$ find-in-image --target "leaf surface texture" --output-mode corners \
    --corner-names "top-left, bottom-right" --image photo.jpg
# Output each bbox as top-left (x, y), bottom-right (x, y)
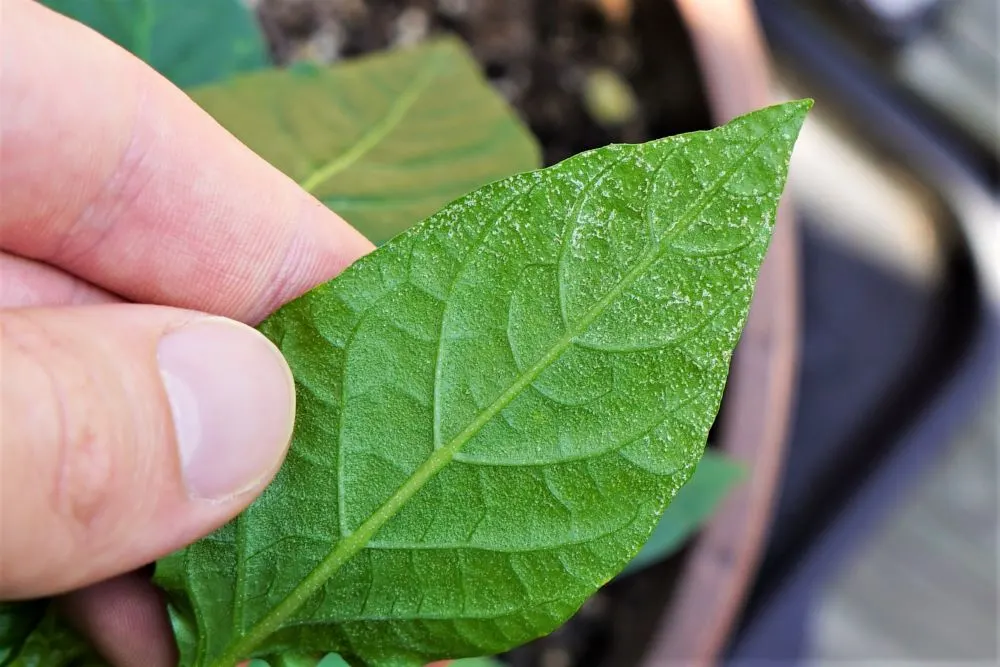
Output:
top-left (156, 100), bottom-right (809, 667)
top-left (620, 450), bottom-right (744, 575)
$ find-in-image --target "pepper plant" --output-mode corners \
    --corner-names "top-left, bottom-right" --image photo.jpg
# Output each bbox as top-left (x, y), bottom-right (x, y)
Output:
top-left (1, 2), bottom-right (808, 666)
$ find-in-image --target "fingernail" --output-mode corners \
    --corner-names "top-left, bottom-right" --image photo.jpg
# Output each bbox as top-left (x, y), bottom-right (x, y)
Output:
top-left (157, 317), bottom-right (295, 501)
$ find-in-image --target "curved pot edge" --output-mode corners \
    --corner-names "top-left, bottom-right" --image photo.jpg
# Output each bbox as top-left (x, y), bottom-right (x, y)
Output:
top-left (640, 2), bottom-right (802, 664)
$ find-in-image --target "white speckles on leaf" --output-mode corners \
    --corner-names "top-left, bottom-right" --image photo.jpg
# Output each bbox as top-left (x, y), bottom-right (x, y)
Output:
top-left (155, 100), bottom-right (811, 667)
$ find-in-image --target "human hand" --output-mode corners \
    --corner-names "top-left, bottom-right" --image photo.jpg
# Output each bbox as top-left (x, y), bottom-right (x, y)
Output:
top-left (0, 1), bottom-right (373, 664)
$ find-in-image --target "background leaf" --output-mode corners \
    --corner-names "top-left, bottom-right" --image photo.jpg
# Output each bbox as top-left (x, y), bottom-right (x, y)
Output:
top-left (314, 655), bottom-right (350, 667)
top-left (619, 450), bottom-right (745, 576)
top-left (155, 101), bottom-right (810, 667)
top-left (253, 653), bottom-right (502, 666)
top-left (0, 602), bottom-right (46, 665)
top-left (2, 607), bottom-right (102, 667)
top-left (187, 39), bottom-right (542, 245)
top-left (39, 0), bottom-right (268, 88)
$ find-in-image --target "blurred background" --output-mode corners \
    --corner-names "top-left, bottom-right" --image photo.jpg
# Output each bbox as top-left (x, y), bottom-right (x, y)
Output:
top-left (39, 0), bottom-right (1000, 664)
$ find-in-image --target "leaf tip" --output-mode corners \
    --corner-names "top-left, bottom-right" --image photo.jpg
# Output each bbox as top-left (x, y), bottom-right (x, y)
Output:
top-left (789, 97), bottom-right (815, 112)
top-left (761, 97), bottom-right (813, 149)
top-left (782, 97), bottom-right (814, 128)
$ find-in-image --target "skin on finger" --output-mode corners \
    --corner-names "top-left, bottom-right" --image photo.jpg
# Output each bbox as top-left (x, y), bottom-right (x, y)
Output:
top-left (0, 304), bottom-right (294, 598)
top-left (0, 259), bottom-right (165, 664)
top-left (0, 0), bottom-right (374, 325)
top-left (0, 253), bottom-right (118, 308)
top-left (58, 571), bottom-right (177, 667)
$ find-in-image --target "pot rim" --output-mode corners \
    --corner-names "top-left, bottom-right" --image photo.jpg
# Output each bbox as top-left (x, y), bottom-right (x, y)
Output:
top-left (639, 2), bottom-right (801, 664)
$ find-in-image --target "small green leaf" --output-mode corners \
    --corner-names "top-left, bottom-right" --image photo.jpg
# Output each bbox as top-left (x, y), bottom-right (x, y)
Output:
top-left (0, 602), bottom-right (46, 665)
top-left (315, 655), bottom-right (351, 667)
top-left (155, 100), bottom-right (810, 667)
top-left (448, 658), bottom-right (505, 667)
top-left (2, 607), bottom-right (101, 667)
top-left (187, 39), bottom-right (541, 245)
top-left (619, 450), bottom-right (745, 576)
top-left (39, 0), bottom-right (268, 88)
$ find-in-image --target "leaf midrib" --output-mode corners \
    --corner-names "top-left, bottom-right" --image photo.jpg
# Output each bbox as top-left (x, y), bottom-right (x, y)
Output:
top-left (297, 50), bottom-right (446, 194)
top-left (208, 109), bottom-right (793, 667)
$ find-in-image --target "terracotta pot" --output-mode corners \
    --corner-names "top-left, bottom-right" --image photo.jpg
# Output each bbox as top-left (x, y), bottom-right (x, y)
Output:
top-left (637, 2), bottom-right (800, 665)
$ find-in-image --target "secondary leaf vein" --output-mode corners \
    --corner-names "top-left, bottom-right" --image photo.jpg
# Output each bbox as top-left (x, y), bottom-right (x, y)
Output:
top-left (208, 107), bottom-right (796, 667)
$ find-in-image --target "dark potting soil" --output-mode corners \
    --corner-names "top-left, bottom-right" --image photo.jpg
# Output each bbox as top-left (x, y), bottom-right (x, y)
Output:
top-left (256, 0), bottom-right (711, 166)
top-left (254, 1), bottom-right (714, 664)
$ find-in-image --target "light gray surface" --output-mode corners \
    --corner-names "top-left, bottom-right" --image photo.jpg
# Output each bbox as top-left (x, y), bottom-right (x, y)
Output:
top-left (779, 68), bottom-right (999, 663)
top-left (896, 0), bottom-right (999, 154)
top-left (808, 389), bottom-right (999, 663)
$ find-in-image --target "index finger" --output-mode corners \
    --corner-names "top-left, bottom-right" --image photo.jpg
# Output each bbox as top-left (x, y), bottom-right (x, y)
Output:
top-left (0, 0), bottom-right (373, 324)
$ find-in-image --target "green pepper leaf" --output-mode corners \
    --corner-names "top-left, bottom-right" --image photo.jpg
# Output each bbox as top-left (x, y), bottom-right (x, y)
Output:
top-left (2, 607), bottom-right (102, 667)
top-left (0, 601), bottom-right (47, 665)
top-left (39, 0), bottom-right (268, 88)
top-left (448, 658), bottom-right (505, 667)
top-left (155, 100), bottom-right (811, 667)
top-left (620, 450), bottom-right (745, 576)
top-left (187, 39), bottom-right (541, 245)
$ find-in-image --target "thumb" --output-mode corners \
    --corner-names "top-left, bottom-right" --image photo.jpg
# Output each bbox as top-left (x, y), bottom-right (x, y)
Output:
top-left (0, 305), bottom-right (295, 598)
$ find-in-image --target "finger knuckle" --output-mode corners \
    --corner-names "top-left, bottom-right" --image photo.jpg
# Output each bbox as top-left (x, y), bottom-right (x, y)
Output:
top-left (3, 313), bottom-right (118, 535)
